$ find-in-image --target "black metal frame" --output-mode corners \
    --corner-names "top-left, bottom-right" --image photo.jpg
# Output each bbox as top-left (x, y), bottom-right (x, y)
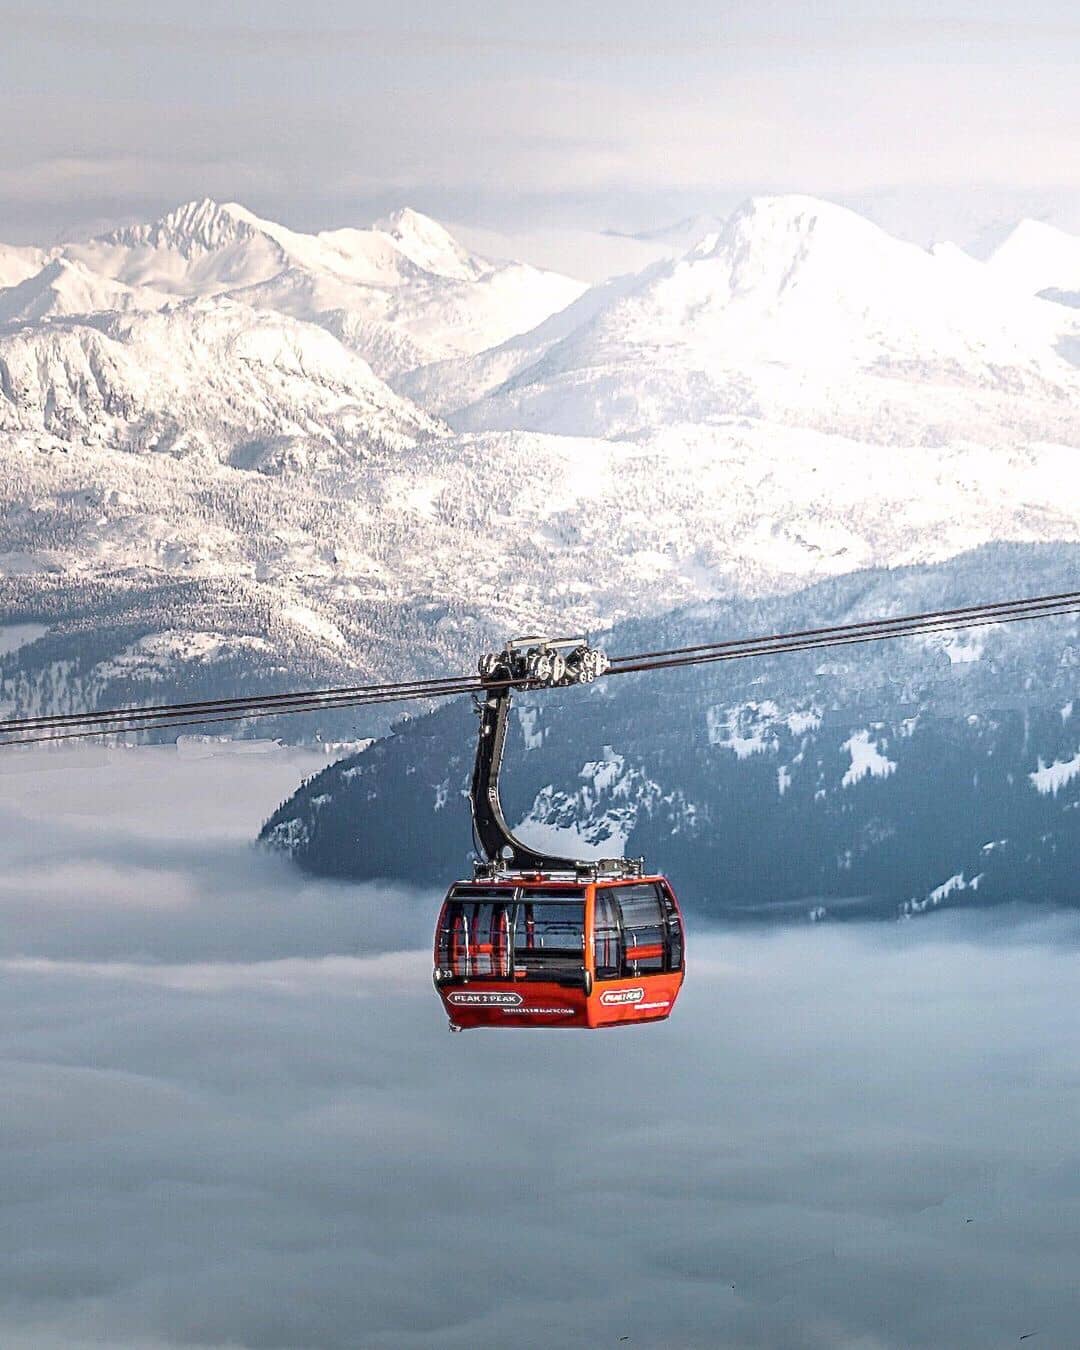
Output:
top-left (468, 638), bottom-right (644, 880)
top-left (471, 683), bottom-right (580, 872)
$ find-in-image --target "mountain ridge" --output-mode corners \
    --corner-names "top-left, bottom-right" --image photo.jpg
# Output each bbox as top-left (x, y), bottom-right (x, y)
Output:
top-left (45, 197), bottom-right (587, 380)
top-left (986, 217), bottom-right (1080, 295)
top-left (260, 543), bottom-right (1080, 921)
top-left (447, 195), bottom-right (1080, 441)
top-left (4, 193), bottom-right (1080, 747)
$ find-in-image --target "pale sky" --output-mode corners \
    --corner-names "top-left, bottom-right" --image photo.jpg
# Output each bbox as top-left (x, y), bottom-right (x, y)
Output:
top-left (2, 0), bottom-right (1079, 246)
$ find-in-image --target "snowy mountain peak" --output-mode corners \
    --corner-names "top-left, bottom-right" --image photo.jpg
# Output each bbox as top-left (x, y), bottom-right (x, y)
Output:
top-left (607, 192), bottom-right (939, 336)
top-left (0, 241), bottom-right (51, 290)
top-left (102, 198), bottom-right (260, 257)
top-left (986, 218), bottom-right (1080, 295)
top-left (699, 194), bottom-right (916, 295)
top-left (61, 198), bottom-right (288, 298)
top-left (0, 255), bottom-right (169, 324)
top-left (449, 192), bottom-right (1080, 442)
top-left (43, 199), bottom-right (585, 374)
top-left (993, 217), bottom-right (1076, 257)
top-left (371, 207), bottom-right (485, 281)
top-left (725, 192), bottom-right (868, 235)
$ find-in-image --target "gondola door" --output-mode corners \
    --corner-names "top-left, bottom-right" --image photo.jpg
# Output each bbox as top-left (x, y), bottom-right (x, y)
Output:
top-left (586, 880), bottom-right (685, 1027)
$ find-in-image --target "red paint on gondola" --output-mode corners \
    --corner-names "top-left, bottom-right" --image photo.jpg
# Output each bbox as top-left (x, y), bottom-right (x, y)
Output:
top-left (433, 874), bottom-right (685, 1031)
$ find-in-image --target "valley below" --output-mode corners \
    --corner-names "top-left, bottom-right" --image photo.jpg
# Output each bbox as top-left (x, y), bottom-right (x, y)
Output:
top-left (3, 740), bottom-right (1080, 1349)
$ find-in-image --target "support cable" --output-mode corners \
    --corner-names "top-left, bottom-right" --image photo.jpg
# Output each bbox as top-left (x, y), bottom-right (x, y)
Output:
top-left (1, 588), bottom-right (1077, 748)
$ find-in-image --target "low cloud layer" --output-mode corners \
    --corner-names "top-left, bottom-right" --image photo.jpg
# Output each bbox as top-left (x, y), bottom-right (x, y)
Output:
top-left (3, 744), bottom-right (1080, 1348)
top-left (0, 743), bottom-right (434, 962)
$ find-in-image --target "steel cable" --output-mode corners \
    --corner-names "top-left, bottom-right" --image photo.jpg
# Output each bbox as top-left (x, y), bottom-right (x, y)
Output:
top-left (1, 589), bottom-right (1076, 747)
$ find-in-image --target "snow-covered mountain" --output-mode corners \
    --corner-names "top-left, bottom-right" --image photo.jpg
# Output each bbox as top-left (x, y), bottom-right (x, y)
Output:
top-left (49, 199), bottom-right (587, 381)
top-left (985, 218), bottom-right (1080, 298)
top-left (5, 409), bottom-right (1080, 736)
top-left (0, 242), bottom-right (49, 290)
top-left (262, 544), bottom-right (1080, 920)
top-left (0, 300), bottom-right (440, 463)
top-left (3, 194), bottom-right (1080, 747)
top-left (0, 257), bottom-right (169, 325)
top-left (443, 196), bottom-right (1080, 443)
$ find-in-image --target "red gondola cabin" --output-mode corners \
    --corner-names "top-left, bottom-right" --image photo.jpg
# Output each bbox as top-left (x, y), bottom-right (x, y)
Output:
top-left (433, 871), bottom-right (685, 1030)
top-left (435, 636), bottom-right (687, 1031)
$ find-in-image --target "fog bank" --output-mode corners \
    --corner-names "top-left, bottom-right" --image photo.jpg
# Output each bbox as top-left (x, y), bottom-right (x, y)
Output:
top-left (2, 745), bottom-right (1079, 1348)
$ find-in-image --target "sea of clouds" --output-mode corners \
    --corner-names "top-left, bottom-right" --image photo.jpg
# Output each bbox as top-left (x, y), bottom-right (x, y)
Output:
top-left (2, 743), bottom-right (1080, 1349)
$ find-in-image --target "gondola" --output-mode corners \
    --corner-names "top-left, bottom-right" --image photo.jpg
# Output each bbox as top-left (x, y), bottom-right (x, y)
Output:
top-left (433, 638), bottom-right (685, 1030)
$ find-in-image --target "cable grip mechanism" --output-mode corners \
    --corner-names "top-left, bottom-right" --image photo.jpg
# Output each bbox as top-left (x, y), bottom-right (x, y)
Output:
top-left (469, 636), bottom-right (615, 878)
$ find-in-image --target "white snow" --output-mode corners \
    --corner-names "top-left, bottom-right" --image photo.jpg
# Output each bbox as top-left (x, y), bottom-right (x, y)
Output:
top-left (936, 629), bottom-right (991, 664)
top-left (511, 755), bottom-right (665, 859)
top-left (580, 752), bottom-right (626, 795)
top-left (262, 816), bottom-right (310, 852)
top-left (0, 301), bottom-right (442, 465)
top-left (4, 194), bottom-right (1080, 715)
top-left (0, 240), bottom-right (50, 289)
top-left (0, 257), bottom-right (169, 324)
top-left (929, 873), bottom-right (966, 903)
top-left (279, 603), bottom-right (347, 650)
top-left (1029, 753), bottom-right (1080, 796)
top-left (986, 219), bottom-right (1080, 296)
top-left (510, 814), bottom-right (630, 860)
top-left (926, 872), bottom-right (984, 905)
top-left (91, 632), bottom-right (275, 683)
top-left (841, 730), bottom-right (897, 788)
top-left (55, 198), bottom-right (586, 380)
top-left (904, 870), bottom-right (984, 914)
top-left (786, 709), bottom-right (822, 736)
top-left (706, 701), bottom-right (780, 758)
top-left (452, 195), bottom-right (1080, 447)
top-left (517, 705), bottom-right (543, 751)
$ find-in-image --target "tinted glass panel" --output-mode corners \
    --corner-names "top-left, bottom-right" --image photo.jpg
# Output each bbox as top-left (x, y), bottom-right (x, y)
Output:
top-left (614, 884), bottom-right (665, 975)
top-left (514, 903), bottom-right (584, 952)
top-left (623, 939), bottom-right (664, 973)
top-left (617, 884), bottom-right (664, 929)
top-left (661, 887), bottom-right (684, 971)
top-left (437, 900), bottom-right (512, 977)
top-left (593, 891), bottom-right (621, 979)
top-left (437, 899), bottom-right (585, 980)
top-left (514, 901), bottom-right (585, 977)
